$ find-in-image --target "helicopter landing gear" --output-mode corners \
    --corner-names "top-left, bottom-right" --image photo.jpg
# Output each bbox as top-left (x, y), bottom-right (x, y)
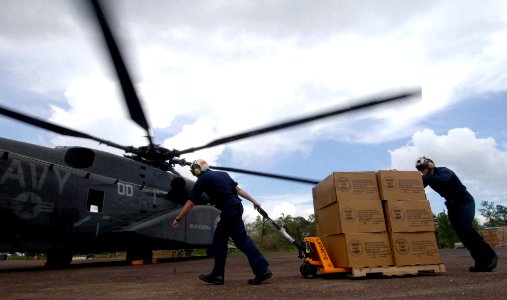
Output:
top-left (46, 249), bottom-right (73, 268)
top-left (126, 249), bottom-right (153, 264)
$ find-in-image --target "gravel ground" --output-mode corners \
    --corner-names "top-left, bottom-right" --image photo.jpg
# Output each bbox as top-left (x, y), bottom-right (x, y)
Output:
top-left (0, 247), bottom-right (505, 299)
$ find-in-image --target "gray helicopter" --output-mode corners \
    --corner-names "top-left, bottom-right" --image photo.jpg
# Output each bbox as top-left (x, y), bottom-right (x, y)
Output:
top-left (0, 0), bottom-right (419, 268)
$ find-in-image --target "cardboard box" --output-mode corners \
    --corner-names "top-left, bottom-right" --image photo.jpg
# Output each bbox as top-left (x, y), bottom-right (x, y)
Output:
top-left (482, 235), bottom-right (499, 247)
top-left (376, 170), bottom-right (427, 201)
top-left (498, 227), bottom-right (507, 247)
top-left (383, 200), bottom-right (435, 232)
top-left (316, 200), bottom-right (386, 235)
top-left (321, 232), bottom-right (393, 268)
top-left (481, 228), bottom-right (506, 247)
top-left (313, 172), bottom-right (380, 209)
top-left (390, 232), bottom-right (441, 266)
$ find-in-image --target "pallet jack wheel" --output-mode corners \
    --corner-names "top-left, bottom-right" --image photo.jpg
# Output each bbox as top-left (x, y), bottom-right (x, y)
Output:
top-left (300, 262), bottom-right (318, 279)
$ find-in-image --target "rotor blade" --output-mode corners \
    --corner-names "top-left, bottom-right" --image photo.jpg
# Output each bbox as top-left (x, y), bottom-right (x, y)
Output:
top-left (178, 89), bottom-right (420, 155)
top-left (0, 105), bottom-right (129, 151)
top-left (209, 166), bottom-right (319, 184)
top-left (88, 0), bottom-right (153, 146)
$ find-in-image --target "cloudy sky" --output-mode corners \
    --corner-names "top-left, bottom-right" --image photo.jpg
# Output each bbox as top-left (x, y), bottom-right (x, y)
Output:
top-left (1, 0), bottom-right (506, 224)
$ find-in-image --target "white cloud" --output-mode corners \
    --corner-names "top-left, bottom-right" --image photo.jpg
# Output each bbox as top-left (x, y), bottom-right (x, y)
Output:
top-left (165, 117), bottom-right (226, 179)
top-left (2, 1), bottom-right (506, 164)
top-left (48, 76), bottom-right (147, 152)
top-left (2, 1), bottom-right (507, 228)
top-left (242, 193), bottom-right (314, 224)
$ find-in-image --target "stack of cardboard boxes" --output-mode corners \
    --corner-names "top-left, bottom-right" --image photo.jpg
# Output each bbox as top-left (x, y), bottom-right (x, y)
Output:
top-left (376, 170), bottom-right (441, 266)
top-left (313, 170), bottom-right (441, 268)
top-left (313, 172), bottom-right (393, 268)
top-left (480, 227), bottom-right (506, 247)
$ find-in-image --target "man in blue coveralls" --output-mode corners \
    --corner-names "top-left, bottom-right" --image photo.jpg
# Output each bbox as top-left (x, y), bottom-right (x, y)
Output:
top-left (172, 159), bottom-right (272, 285)
top-left (416, 156), bottom-right (498, 272)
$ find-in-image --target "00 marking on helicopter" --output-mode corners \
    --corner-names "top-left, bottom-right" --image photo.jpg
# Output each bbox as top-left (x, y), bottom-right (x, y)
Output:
top-left (117, 182), bottom-right (133, 196)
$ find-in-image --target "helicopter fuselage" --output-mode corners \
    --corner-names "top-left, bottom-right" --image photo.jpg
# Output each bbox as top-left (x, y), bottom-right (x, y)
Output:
top-left (0, 137), bottom-right (220, 260)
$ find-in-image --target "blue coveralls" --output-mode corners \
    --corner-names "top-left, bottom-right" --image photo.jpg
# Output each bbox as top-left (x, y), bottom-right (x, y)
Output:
top-left (189, 169), bottom-right (270, 278)
top-left (422, 167), bottom-right (496, 266)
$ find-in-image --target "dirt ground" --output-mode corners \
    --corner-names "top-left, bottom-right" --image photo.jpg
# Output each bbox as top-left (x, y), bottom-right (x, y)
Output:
top-left (1, 247), bottom-right (506, 299)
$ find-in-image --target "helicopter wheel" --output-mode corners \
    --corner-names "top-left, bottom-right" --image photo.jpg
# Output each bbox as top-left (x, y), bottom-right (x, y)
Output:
top-left (126, 249), bottom-right (153, 264)
top-left (46, 249), bottom-right (73, 269)
top-left (300, 262), bottom-right (318, 279)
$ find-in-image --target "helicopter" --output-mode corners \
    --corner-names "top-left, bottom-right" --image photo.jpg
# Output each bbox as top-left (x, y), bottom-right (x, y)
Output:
top-left (0, 0), bottom-right (420, 268)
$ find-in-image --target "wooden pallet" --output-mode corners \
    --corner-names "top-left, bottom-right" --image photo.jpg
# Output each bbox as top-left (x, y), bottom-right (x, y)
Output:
top-left (349, 263), bottom-right (446, 278)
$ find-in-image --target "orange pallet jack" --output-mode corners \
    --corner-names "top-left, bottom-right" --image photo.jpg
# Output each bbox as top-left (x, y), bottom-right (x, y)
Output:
top-left (257, 208), bottom-right (350, 278)
top-left (299, 236), bottom-right (350, 278)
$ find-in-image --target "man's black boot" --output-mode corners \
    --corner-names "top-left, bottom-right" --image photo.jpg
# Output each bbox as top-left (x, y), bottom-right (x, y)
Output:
top-left (248, 269), bottom-right (272, 285)
top-left (199, 274), bottom-right (224, 285)
top-left (469, 254), bottom-right (498, 272)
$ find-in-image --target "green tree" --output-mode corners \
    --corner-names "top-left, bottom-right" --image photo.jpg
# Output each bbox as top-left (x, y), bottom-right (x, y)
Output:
top-left (247, 213), bottom-right (316, 252)
top-left (433, 210), bottom-right (481, 248)
top-left (278, 215), bottom-right (315, 242)
top-left (434, 211), bottom-right (459, 248)
top-left (247, 215), bottom-right (278, 250)
top-left (479, 201), bottom-right (507, 227)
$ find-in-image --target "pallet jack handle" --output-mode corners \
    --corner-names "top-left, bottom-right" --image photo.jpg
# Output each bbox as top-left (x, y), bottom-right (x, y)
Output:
top-left (257, 207), bottom-right (304, 257)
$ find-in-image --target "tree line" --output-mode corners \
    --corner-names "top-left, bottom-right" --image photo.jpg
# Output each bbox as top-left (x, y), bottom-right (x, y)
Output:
top-left (247, 201), bottom-right (507, 251)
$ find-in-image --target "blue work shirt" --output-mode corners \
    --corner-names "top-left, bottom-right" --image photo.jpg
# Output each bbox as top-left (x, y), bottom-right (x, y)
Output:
top-left (422, 166), bottom-right (473, 203)
top-left (188, 170), bottom-right (241, 209)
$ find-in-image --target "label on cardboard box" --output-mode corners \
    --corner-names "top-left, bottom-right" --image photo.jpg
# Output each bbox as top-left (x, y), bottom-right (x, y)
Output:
top-left (316, 200), bottom-right (386, 235)
top-left (390, 232), bottom-right (441, 266)
top-left (383, 200), bottom-right (435, 232)
top-left (480, 228), bottom-right (505, 247)
top-left (313, 172), bottom-right (380, 209)
top-left (321, 233), bottom-right (393, 267)
top-left (376, 170), bottom-right (427, 201)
